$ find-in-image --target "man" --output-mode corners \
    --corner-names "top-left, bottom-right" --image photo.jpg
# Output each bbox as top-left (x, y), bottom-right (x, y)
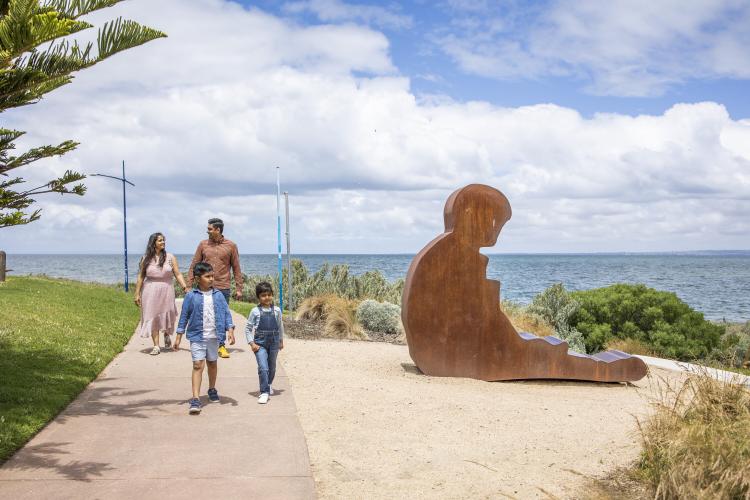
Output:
top-left (188, 218), bottom-right (244, 358)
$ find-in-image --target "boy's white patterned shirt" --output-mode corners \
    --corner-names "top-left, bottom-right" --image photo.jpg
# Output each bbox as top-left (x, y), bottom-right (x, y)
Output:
top-left (201, 291), bottom-right (217, 339)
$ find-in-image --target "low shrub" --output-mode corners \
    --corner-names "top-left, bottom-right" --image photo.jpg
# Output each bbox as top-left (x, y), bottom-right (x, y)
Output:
top-left (357, 300), bottom-right (402, 334)
top-left (717, 321), bottom-right (750, 368)
top-left (637, 371), bottom-right (750, 499)
top-left (526, 284), bottom-right (586, 353)
top-left (569, 284), bottom-right (724, 360)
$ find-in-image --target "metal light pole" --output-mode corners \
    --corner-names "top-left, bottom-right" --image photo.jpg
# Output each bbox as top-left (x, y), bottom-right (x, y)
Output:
top-left (91, 160), bottom-right (134, 291)
top-left (284, 191), bottom-right (293, 310)
top-left (276, 167), bottom-right (283, 311)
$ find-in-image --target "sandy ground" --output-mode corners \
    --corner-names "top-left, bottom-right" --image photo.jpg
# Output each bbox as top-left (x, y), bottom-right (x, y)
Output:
top-left (280, 337), bottom-right (680, 500)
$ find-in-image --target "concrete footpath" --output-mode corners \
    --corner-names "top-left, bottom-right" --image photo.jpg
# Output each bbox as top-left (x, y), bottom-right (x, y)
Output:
top-left (0, 308), bottom-right (316, 499)
top-left (637, 354), bottom-right (750, 386)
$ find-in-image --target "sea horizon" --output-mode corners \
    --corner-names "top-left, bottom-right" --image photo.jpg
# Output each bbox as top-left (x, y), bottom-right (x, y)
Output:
top-left (5, 252), bottom-right (750, 323)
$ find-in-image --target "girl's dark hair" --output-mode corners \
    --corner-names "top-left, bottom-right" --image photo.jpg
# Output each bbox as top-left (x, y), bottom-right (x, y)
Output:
top-left (139, 232), bottom-right (167, 279)
top-left (255, 281), bottom-right (274, 298)
top-left (193, 261), bottom-right (213, 278)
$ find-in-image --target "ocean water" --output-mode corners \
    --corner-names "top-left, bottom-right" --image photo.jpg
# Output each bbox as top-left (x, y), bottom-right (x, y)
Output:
top-left (5, 253), bottom-right (750, 322)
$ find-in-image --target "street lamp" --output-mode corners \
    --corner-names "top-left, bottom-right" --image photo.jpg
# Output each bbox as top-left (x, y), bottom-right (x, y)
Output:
top-left (90, 160), bottom-right (135, 291)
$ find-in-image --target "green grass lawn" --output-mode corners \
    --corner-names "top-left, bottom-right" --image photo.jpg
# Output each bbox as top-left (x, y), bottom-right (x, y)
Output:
top-left (0, 276), bottom-right (139, 463)
top-left (229, 301), bottom-right (255, 318)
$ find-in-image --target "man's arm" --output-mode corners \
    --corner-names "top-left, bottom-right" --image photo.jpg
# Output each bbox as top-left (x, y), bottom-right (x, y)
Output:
top-left (187, 242), bottom-right (203, 284)
top-left (223, 297), bottom-right (235, 345)
top-left (231, 242), bottom-right (243, 299)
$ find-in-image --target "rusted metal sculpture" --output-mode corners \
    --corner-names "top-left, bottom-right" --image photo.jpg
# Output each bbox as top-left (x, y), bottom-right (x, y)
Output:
top-left (402, 184), bottom-right (647, 382)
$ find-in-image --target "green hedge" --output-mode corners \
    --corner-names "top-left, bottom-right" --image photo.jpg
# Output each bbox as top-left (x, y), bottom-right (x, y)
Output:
top-left (569, 284), bottom-right (723, 360)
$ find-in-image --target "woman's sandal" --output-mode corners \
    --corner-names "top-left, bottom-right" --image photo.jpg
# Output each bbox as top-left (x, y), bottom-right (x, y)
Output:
top-left (150, 346), bottom-right (160, 355)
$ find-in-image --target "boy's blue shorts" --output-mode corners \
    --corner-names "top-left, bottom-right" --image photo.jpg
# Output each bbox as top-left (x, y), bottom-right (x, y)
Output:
top-left (190, 338), bottom-right (219, 362)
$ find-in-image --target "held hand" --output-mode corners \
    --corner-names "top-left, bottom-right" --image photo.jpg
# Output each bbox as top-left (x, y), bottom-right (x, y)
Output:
top-left (234, 290), bottom-right (243, 300)
top-left (182, 285), bottom-right (190, 293)
top-left (250, 342), bottom-right (260, 353)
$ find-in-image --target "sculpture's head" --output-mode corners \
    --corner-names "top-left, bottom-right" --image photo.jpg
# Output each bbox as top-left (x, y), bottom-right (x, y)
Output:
top-left (444, 184), bottom-right (512, 248)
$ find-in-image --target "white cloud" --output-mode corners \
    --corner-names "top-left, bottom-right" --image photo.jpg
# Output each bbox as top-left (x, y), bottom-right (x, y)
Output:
top-left (3, 0), bottom-right (750, 255)
top-left (435, 0), bottom-right (750, 96)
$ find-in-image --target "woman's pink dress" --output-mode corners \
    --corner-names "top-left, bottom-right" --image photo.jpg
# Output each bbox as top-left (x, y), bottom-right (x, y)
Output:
top-left (136, 253), bottom-right (178, 337)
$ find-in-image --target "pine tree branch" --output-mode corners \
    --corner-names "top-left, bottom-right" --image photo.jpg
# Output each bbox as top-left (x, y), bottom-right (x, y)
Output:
top-left (96, 17), bottom-right (166, 61)
top-left (1, 139), bottom-right (78, 172)
top-left (18, 169), bottom-right (85, 195)
top-left (0, 207), bottom-right (41, 227)
top-left (41, 0), bottom-right (123, 20)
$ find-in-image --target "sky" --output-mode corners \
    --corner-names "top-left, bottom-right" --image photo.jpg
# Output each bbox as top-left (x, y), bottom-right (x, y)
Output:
top-left (2, 0), bottom-right (750, 254)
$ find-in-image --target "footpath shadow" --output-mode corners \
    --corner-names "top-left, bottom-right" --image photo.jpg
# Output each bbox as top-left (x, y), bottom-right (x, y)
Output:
top-left (192, 394), bottom-right (240, 407)
top-left (248, 389), bottom-right (286, 398)
top-left (59, 383), bottom-right (187, 420)
top-left (4, 442), bottom-right (114, 482)
top-left (138, 347), bottom-right (246, 355)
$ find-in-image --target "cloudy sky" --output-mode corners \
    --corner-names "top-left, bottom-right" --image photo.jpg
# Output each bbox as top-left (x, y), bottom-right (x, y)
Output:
top-left (3, 0), bottom-right (750, 254)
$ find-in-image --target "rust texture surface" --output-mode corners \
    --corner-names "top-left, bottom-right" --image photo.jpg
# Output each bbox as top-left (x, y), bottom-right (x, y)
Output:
top-left (401, 184), bottom-right (647, 382)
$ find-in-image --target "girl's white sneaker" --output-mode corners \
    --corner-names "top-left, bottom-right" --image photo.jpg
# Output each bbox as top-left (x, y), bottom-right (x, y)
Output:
top-left (258, 393), bottom-right (269, 404)
top-left (150, 346), bottom-right (160, 355)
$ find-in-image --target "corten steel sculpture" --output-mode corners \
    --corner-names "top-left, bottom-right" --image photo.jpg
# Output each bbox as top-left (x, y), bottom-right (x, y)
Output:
top-left (401, 184), bottom-right (648, 382)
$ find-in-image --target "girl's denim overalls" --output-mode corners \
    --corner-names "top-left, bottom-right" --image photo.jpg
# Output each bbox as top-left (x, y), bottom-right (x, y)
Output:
top-left (254, 306), bottom-right (280, 395)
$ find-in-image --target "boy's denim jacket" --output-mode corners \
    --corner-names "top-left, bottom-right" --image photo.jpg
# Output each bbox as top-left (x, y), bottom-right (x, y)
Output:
top-left (176, 288), bottom-right (234, 342)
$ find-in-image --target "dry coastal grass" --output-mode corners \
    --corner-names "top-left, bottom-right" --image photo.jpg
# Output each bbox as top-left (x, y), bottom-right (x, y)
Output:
top-left (637, 371), bottom-right (750, 499)
top-left (295, 295), bottom-right (366, 340)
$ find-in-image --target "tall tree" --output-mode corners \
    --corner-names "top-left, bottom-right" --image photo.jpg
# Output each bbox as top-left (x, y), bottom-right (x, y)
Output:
top-left (0, 0), bottom-right (165, 228)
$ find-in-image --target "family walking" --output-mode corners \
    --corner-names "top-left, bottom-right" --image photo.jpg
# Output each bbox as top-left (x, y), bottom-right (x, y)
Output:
top-left (133, 218), bottom-right (283, 413)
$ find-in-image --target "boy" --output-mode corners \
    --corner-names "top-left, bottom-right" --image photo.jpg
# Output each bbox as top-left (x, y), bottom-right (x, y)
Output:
top-left (245, 282), bottom-right (284, 404)
top-left (174, 262), bottom-right (236, 414)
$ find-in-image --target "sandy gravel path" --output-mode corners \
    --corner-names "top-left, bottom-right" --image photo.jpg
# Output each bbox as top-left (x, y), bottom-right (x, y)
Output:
top-left (281, 337), bottom-right (677, 499)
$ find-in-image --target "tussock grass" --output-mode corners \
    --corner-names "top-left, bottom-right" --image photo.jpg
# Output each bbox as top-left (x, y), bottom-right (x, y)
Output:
top-left (296, 295), bottom-right (366, 340)
top-left (500, 301), bottom-right (555, 337)
top-left (606, 338), bottom-right (655, 357)
top-left (637, 371), bottom-right (750, 499)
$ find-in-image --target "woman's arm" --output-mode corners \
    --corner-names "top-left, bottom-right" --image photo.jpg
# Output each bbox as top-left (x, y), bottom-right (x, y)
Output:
top-left (171, 254), bottom-right (189, 292)
top-left (134, 258), bottom-right (145, 306)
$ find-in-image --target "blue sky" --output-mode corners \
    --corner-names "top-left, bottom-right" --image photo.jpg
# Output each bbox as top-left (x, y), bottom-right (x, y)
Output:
top-left (2, 0), bottom-right (750, 254)
top-left (251, 0), bottom-right (750, 118)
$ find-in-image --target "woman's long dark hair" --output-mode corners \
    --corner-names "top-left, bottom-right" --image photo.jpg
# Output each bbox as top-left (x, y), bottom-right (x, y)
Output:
top-left (139, 232), bottom-right (167, 279)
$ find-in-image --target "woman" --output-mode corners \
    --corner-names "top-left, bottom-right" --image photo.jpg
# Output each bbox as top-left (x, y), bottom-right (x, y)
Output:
top-left (134, 233), bottom-right (189, 355)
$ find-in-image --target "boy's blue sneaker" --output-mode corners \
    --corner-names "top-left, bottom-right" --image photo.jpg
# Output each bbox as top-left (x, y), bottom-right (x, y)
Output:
top-left (207, 388), bottom-right (220, 402)
top-left (188, 398), bottom-right (202, 414)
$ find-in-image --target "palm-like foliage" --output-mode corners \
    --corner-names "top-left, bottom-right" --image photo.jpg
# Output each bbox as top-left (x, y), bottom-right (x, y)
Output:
top-left (0, 0), bottom-right (165, 228)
